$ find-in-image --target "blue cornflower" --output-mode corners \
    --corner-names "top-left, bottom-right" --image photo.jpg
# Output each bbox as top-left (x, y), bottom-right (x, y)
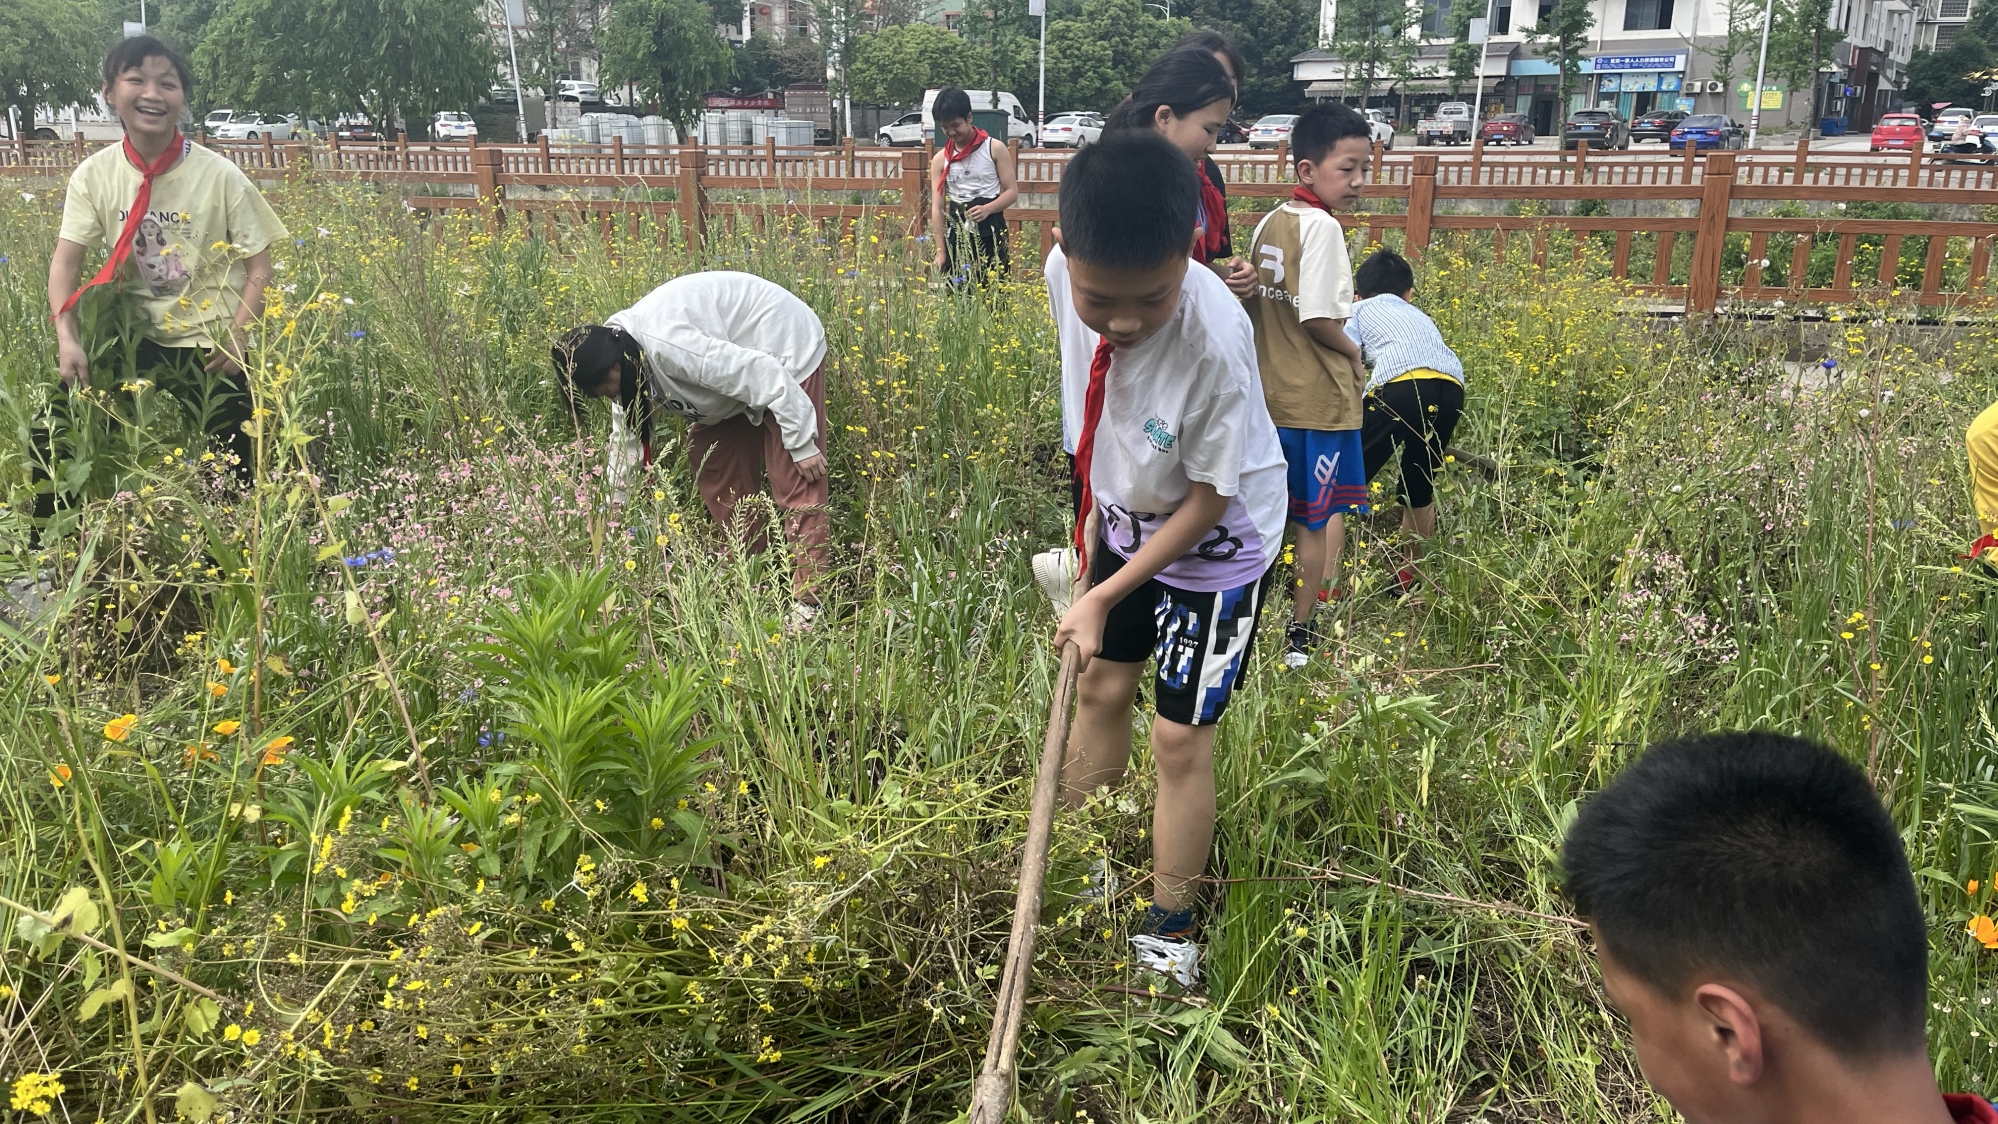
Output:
top-left (457, 686), bottom-right (479, 703)
top-left (1821, 357), bottom-right (1838, 369)
top-left (350, 330), bottom-right (366, 339)
top-left (477, 729), bottom-right (506, 748)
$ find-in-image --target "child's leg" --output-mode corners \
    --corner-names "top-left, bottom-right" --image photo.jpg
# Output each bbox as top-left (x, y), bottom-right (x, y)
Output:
top-left (1062, 658), bottom-right (1144, 807)
top-left (1148, 716), bottom-right (1218, 911)
top-left (762, 362), bottom-right (833, 601)
top-left (687, 415), bottom-right (769, 550)
top-left (1392, 379), bottom-right (1464, 569)
top-left (1290, 521), bottom-right (1327, 623)
top-left (1321, 511), bottom-right (1346, 591)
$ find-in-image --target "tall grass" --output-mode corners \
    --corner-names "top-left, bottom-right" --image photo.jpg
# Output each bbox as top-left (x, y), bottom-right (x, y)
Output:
top-left (0, 177), bottom-right (1994, 1123)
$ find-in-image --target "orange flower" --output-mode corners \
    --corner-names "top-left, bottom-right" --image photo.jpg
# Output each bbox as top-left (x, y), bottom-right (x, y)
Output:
top-left (42, 673), bottom-right (59, 686)
top-left (213, 720), bottom-right (242, 736)
top-left (103, 714), bottom-right (139, 741)
top-left (208, 682), bottom-right (228, 698)
top-left (260, 735), bottom-right (295, 766)
top-left (217, 658), bottom-right (237, 675)
top-left (49, 763), bottom-right (72, 787)
top-left (1972, 879), bottom-right (1982, 895)
top-left (1969, 915), bottom-right (1998, 949)
top-left (182, 743), bottom-right (218, 767)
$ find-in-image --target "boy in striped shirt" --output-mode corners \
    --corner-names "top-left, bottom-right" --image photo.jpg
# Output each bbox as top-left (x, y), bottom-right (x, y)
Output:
top-left (1349, 248), bottom-right (1464, 599)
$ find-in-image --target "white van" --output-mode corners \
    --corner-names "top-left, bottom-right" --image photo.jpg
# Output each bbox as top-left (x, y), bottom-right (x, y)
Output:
top-left (920, 89), bottom-right (1038, 146)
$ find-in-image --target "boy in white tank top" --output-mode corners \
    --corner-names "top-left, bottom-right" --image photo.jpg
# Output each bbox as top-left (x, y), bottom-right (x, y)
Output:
top-left (927, 87), bottom-right (1018, 287)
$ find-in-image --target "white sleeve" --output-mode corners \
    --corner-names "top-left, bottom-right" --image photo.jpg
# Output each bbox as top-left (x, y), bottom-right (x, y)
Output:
top-left (1176, 368), bottom-right (1249, 497)
top-left (683, 335), bottom-right (821, 460)
top-left (1297, 213), bottom-right (1354, 323)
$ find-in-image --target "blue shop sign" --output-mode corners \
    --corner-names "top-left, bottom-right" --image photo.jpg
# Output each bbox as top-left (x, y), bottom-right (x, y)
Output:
top-left (1592, 53), bottom-right (1687, 72)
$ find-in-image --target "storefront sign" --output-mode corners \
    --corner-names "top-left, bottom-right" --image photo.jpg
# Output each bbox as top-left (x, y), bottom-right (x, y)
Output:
top-left (705, 95), bottom-right (785, 109)
top-left (1593, 53), bottom-right (1687, 72)
top-left (1736, 82), bottom-right (1784, 109)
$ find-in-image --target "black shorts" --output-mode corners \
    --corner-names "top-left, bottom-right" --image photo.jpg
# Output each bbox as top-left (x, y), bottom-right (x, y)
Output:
top-left (1361, 376), bottom-right (1464, 510)
top-left (944, 197), bottom-right (1010, 286)
top-left (1089, 542), bottom-right (1274, 727)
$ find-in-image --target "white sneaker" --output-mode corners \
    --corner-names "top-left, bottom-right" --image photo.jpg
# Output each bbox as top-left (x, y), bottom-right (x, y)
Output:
top-left (1031, 547), bottom-right (1079, 617)
top-left (1074, 856), bottom-right (1119, 905)
top-left (785, 601), bottom-right (820, 635)
top-left (1128, 934), bottom-right (1200, 987)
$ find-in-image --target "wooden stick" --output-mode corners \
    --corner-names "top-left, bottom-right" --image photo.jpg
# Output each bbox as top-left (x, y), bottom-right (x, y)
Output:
top-left (967, 521), bottom-right (1096, 1123)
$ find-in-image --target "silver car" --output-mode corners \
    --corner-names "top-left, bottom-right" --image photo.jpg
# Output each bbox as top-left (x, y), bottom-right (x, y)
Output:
top-left (1249, 113), bottom-right (1298, 149)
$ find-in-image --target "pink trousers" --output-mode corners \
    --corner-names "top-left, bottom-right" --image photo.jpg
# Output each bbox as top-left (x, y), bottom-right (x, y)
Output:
top-left (684, 362), bottom-right (830, 596)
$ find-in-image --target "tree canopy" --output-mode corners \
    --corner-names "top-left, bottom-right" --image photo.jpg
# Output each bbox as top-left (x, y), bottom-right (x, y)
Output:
top-left (849, 22), bottom-right (983, 105)
top-left (0, 0), bottom-right (102, 132)
top-left (598, 0), bottom-right (733, 129)
top-left (195, 0), bottom-right (495, 133)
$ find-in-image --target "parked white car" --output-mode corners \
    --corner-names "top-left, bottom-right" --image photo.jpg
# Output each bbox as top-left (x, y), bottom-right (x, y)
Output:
top-left (557, 80), bottom-right (600, 104)
top-left (877, 111), bottom-right (925, 146)
top-left (210, 111), bottom-right (293, 140)
top-left (433, 111), bottom-right (478, 140)
top-left (1365, 108), bottom-right (1396, 149)
top-left (1248, 113), bottom-right (1298, 149)
top-left (919, 88), bottom-right (1038, 146)
top-left (1039, 112), bottom-right (1103, 148)
top-left (202, 109), bottom-right (236, 131)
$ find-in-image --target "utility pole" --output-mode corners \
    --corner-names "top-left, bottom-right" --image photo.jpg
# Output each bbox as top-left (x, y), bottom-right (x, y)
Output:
top-left (1030, 0), bottom-right (1045, 134)
top-left (503, 0), bottom-right (529, 143)
top-left (1747, 0), bottom-right (1775, 146)
top-left (1469, 0), bottom-right (1495, 130)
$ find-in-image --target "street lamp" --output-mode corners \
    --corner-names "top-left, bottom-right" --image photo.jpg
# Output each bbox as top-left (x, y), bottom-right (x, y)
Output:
top-left (1143, 0), bottom-right (1171, 16)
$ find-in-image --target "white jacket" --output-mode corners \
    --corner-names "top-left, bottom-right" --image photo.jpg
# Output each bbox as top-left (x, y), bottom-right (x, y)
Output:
top-left (605, 271), bottom-right (828, 462)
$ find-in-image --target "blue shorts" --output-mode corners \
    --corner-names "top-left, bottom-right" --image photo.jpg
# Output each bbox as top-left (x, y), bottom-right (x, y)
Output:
top-left (1276, 427), bottom-right (1370, 530)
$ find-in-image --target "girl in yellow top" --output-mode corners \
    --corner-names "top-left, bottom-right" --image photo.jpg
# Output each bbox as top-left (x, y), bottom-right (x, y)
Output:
top-left (1969, 400), bottom-right (1998, 568)
top-left (45, 35), bottom-right (287, 481)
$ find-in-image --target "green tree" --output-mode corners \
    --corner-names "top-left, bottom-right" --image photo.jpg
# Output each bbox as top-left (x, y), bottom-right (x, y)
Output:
top-left (1176, 0), bottom-right (1317, 113)
top-left (1530, 0), bottom-right (1592, 110)
top-left (0, 0), bottom-right (101, 134)
top-left (1693, 0), bottom-right (1762, 107)
top-left (849, 22), bottom-right (986, 106)
top-left (733, 32), bottom-right (828, 93)
top-left (1040, 0), bottom-right (1189, 112)
top-left (1906, 38), bottom-right (1992, 112)
top-left (1446, 0), bottom-right (1480, 97)
top-left (1768, 0), bottom-right (1834, 128)
top-left (600, 0), bottom-right (733, 128)
top-left (1331, 0), bottom-right (1419, 107)
top-left (197, 0), bottom-right (494, 134)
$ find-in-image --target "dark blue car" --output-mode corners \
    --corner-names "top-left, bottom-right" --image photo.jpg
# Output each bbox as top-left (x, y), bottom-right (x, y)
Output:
top-left (1668, 114), bottom-right (1746, 150)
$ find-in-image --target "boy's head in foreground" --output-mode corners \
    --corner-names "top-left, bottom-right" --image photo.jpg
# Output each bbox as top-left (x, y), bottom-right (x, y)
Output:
top-left (1562, 732), bottom-right (1940, 1123)
top-left (1056, 130), bottom-right (1200, 348)
top-left (1355, 248), bottom-right (1415, 301)
top-left (102, 35), bottom-right (193, 145)
top-left (1291, 104), bottom-right (1373, 212)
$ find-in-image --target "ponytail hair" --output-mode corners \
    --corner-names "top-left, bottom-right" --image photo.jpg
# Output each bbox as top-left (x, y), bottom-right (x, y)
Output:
top-left (1105, 48), bottom-right (1236, 136)
top-left (551, 324), bottom-right (650, 449)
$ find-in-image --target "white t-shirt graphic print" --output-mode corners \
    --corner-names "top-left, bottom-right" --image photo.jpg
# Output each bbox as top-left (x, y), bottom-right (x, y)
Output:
top-left (1046, 247), bottom-right (1288, 592)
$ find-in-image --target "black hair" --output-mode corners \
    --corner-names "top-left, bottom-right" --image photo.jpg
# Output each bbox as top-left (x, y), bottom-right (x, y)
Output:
top-left (1104, 48), bottom-right (1235, 134)
top-left (1290, 102), bottom-right (1372, 167)
top-left (101, 35), bottom-right (193, 94)
top-left (1560, 731), bottom-right (1929, 1060)
top-left (551, 325), bottom-right (650, 449)
top-left (1170, 29), bottom-right (1246, 90)
top-left (933, 86), bottom-right (972, 125)
top-left (1355, 248), bottom-right (1414, 298)
top-left (1059, 130), bottom-right (1198, 270)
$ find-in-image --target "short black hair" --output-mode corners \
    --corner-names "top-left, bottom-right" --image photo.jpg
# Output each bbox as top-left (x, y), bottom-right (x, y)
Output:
top-left (1560, 732), bottom-right (1928, 1059)
top-left (1355, 248), bottom-right (1414, 298)
top-left (1291, 103), bottom-right (1372, 167)
top-left (102, 35), bottom-right (193, 94)
top-left (933, 86), bottom-right (972, 125)
top-left (1170, 29), bottom-right (1246, 90)
top-left (1058, 130), bottom-right (1198, 271)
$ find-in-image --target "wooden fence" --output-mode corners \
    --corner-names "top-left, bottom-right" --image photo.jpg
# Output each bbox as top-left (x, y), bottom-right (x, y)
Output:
top-left (7, 131), bottom-right (1998, 313)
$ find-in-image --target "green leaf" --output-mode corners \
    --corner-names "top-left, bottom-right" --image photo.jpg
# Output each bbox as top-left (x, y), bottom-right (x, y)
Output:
top-left (174, 1081), bottom-right (219, 1122)
top-left (345, 590), bottom-right (368, 627)
top-left (51, 885), bottom-right (102, 936)
top-left (78, 977), bottom-right (133, 1020)
top-left (316, 543), bottom-right (346, 561)
top-left (326, 494), bottom-right (352, 513)
top-left (183, 998), bottom-right (223, 1037)
top-left (143, 926), bottom-right (198, 950)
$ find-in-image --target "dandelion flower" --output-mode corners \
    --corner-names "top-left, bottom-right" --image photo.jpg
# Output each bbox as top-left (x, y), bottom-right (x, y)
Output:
top-left (241, 1028), bottom-right (261, 1046)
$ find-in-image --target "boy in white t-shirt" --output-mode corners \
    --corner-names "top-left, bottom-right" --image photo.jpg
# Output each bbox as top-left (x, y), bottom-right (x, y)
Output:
top-left (1046, 131), bottom-right (1288, 986)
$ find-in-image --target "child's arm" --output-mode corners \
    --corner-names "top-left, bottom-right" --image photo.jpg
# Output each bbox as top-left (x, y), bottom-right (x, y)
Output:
top-left (1054, 482), bottom-right (1229, 667)
top-left (968, 142), bottom-right (1019, 222)
top-left (206, 248), bottom-right (273, 375)
top-left (47, 238), bottom-right (89, 387)
top-left (929, 149), bottom-right (948, 268)
top-left (1305, 317), bottom-right (1368, 384)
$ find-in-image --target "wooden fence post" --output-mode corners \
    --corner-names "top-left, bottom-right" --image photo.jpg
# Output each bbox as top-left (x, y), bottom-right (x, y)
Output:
top-left (1792, 131), bottom-right (1809, 184)
top-left (72, 131), bottom-right (84, 164)
top-left (1687, 151), bottom-right (1737, 314)
top-left (262, 131), bottom-right (276, 169)
top-left (1574, 137), bottom-right (1589, 184)
top-left (13, 132), bottom-right (26, 167)
top-left (1406, 152), bottom-right (1437, 258)
top-left (473, 146), bottom-right (506, 231)
top-left (1470, 131), bottom-right (1485, 186)
top-left (679, 143), bottom-right (707, 256)
top-left (903, 147), bottom-right (925, 237)
top-left (612, 134), bottom-right (625, 177)
top-left (1908, 143), bottom-right (1923, 188)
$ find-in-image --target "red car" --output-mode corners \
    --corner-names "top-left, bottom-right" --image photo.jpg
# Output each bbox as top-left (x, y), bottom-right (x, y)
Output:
top-left (1481, 112), bottom-right (1535, 145)
top-left (1870, 113), bottom-right (1926, 152)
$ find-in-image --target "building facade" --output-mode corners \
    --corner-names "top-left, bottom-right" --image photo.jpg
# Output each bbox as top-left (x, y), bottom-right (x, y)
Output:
top-left (1296, 0), bottom-right (1917, 133)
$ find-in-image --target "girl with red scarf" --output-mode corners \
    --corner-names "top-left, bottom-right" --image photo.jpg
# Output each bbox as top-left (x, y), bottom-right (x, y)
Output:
top-left (1104, 49), bottom-right (1254, 298)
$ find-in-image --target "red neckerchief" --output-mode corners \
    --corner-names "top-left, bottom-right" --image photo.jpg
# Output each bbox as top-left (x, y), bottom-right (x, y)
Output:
top-left (1289, 184), bottom-right (1337, 216)
top-left (1963, 533), bottom-right (1997, 560)
top-left (58, 132), bottom-right (188, 315)
top-left (1946, 1094), bottom-right (1998, 1124)
top-left (1198, 172), bottom-right (1228, 261)
top-left (1072, 338), bottom-right (1113, 551)
top-left (936, 127), bottom-right (990, 198)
